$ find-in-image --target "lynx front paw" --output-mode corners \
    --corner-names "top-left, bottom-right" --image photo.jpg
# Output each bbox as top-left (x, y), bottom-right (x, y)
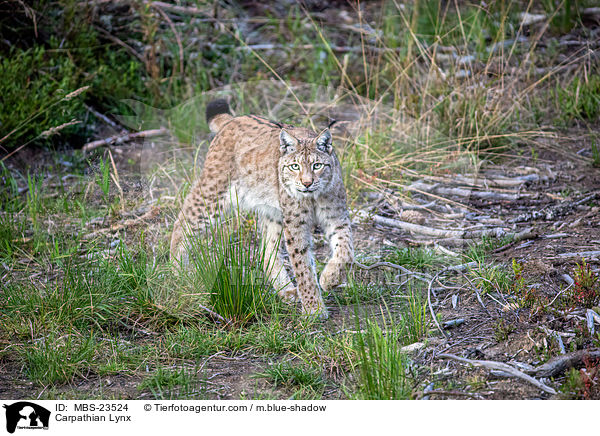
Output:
top-left (171, 244), bottom-right (190, 269)
top-left (319, 263), bottom-right (346, 291)
top-left (301, 302), bottom-right (329, 320)
top-left (277, 285), bottom-right (299, 303)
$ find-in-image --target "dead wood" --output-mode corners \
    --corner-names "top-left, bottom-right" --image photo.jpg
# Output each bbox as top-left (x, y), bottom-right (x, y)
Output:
top-left (146, 1), bottom-right (210, 17)
top-left (420, 389), bottom-right (485, 399)
top-left (556, 250), bottom-right (600, 260)
top-left (83, 206), bottom-right (160, 239)
top-left (439, 353), bottom-right (557, 395)
top-left (82, 127), bottom-right (168, 153)
top-left (354, 260), bottom-right (432, 282)
top-left (428, 272), bottom-right (449, 339)
top-left (511, 192), bottom-right (598, 223)
top-left (358, 210), bottom-right (510, 239)
top-left (85, 104), bottom-right (127, 132)
top-left (197, 304), bottom-right (232, 326)
top-left (407, 181), bottom-right (527, 201)
top-left (492, 229), bottom-right (538, 253)
top-left (527, 349), bottom-right (600, 378)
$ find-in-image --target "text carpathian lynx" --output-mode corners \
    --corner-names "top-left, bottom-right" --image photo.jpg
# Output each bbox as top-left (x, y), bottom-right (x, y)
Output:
top-left (170, 99), bottom-right (353, 319)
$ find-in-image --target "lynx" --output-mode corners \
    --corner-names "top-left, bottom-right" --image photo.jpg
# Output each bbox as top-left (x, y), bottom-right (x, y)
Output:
top-left (170, 99), bottom-right (353, 319)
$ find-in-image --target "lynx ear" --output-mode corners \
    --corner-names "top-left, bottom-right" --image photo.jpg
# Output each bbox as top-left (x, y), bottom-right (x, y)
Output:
top-left (315, 128), bottom-right (332, 154)
top-left (279, 129), bottom-right (298, 153)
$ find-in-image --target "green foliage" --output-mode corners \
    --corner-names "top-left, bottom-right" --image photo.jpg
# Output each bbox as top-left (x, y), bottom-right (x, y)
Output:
top-left (0, 4), bottom-right (150, 149)
top-left (24, 334), bottom-right (96, 385)
top-left (0, 163), bottom-right (23, 212)
top-left (0, 47), bottom-right (87, 148)
top-left (254, 361), bottom-right (326, 393)
top-left (541, 0), bottom-right (585, 34)
top-left (351, 314), bottom-right (411, 400)
top-left (465, 235), bottom-right (513, 264)
top-left (388, 246), bottom-right (444, 271)
top-left (568, 259), bottom-right (600, 308)
top-left (95, 157), bottom-right (111, 208)
top-left (0, 246), bottom-right (159, 336)
top-left (493, 319), bottom-right (515, 342)
top-left (26, 173), bottom-right (43, 228)
top-left (591, 138), bottom-right (600, 168)
top-left (404, 285), bottom-right (429, 343)
top-left (553, 74), bottom-right (600, 123)
top-left (139, 366), bottom-right (209, 400)
top-left (183, 214), bottom-right (278, 326)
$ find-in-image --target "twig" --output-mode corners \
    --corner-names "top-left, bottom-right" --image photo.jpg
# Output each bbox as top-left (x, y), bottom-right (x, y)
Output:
top-left (428, 272), bottom-right (448, 339)
top-left (152, 2), bottom-right (185, 76)
top-left (439, 353), bottom-right (557, 395)
top-left (357, 210), bottom-right (510, 239)
top-left (82, 127), bottom-right (168, 153)
top-left (557, 250), bottom-right (600, 259)
top-left (85, 104), bottom-right (126, 131)
top-left (83, 206), bottom-right (160, 239)
top-left (440, 261), bottom-right (477, 274)
top-left (492, 228), bottom-right (537, 253)
top-left (146, 1), bottom-right (210, 17)
top-left (420, 389), bottom-right (485, 399)
top-left (197, 304), bottom-right (231, 325)
top-left (527, 349), bottom-right (600, 378)
top-left (354, 260), bottom-right (432, 281)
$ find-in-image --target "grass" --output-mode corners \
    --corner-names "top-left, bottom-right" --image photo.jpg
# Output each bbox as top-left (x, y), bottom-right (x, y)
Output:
top-left (350, 312), bottom-right (412, 400)
top-left (24, 334), bottom-right (96, 385)
top-left (139, 366), bottom-right (209, 400)
top-left (1, 0), bottom-right (599, 401)
top-left (180, 211), bottom-right (279, 326)
top-left (388, 247), bottom-right (445, 271)
top-left (552, 72), bottom-right (600, 124)
top-left (254, 361), bottom-right (327, 397)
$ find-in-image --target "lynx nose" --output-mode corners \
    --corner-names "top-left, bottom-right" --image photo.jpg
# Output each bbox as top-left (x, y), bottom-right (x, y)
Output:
top-left (302, 179), bottom-right (313, 188)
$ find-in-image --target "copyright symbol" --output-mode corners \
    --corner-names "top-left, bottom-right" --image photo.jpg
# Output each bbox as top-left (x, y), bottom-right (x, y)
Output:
top-left (144, 404), bottom-right (152, 411)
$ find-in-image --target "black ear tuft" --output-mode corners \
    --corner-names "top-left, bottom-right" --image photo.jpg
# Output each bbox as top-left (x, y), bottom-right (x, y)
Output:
top-left (280, 129), bottom-right (298, 153)
top-left (205, 99), bottom-right (231, 124)
top-left (315, 128), bottom-right (332, 153)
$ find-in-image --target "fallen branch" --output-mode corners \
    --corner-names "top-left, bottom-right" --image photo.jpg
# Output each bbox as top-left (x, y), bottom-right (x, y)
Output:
top-left (82, 127), bottom-right (168, 153)
top-left (198, 304), bottom-right (232, 325)
top-left (492, 229), bottom-right (537, 253)
top-left (453, 173), bottom-right (541, 188)
top-left (557, 250), bottom-right (600, 260)
top-left (146, 1), bottom-right (210, 16)
top-left (439, 353), bottom-right (557, 395)
top-left (527, 349), bottom-right (600, 378)
top-left (421, 390), bottom-right (486, 399)
top-left (85, 104), bottom-right (126, 131)
top-left (357, 210), bottom-right (510, 239)
top-left (83, 206), bottom-right (160, 239)
top-left (407, 181), bottom-right (527, 201)
top-left (354, 260), bottom-right (432, 281)
top-left (428, 272), bottom-right (448, 339)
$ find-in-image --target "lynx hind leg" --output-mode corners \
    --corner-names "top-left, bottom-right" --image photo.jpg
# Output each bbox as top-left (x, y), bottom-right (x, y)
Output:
top-left (260, 218), bottom-right (297, 302)
top-left (170, 198), bottom-right (210, 267)
top-left (170, 181), bottom-right (231, 267)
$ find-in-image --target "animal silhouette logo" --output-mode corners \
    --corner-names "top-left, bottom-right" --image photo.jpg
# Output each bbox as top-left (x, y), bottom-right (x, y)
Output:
top-left (3, 402), bottom-right (50, 434)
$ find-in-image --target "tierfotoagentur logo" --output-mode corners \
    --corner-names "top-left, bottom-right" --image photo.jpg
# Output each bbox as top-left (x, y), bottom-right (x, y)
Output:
top-left (3, 402), bottom-right (50, 434)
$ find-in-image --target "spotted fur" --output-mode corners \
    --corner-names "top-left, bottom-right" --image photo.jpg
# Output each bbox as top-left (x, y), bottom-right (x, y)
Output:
top-left (170, 100), bottom-right (353, 319)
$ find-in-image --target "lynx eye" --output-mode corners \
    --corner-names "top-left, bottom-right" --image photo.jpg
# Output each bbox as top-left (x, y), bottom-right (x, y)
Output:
top-left (289, 163), bottom-right (300, 171)
top-left (312, 163), bottom-right (324, 170)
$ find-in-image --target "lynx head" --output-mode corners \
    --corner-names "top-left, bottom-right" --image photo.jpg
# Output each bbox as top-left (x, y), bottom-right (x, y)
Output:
top-left (278, 127), bottom-right (335, 198)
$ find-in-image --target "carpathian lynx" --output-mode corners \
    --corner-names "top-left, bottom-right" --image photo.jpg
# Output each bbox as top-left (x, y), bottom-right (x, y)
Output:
top-left (170, 99), bottom-right (353, 319)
